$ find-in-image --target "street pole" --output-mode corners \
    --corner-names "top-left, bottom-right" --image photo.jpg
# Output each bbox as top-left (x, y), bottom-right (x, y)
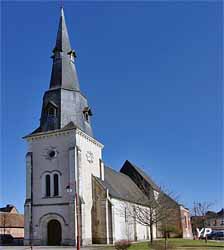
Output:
top-left (75, 183), bottom-right (80, 250)
top-left (67, 147), bottom-right (81, 250)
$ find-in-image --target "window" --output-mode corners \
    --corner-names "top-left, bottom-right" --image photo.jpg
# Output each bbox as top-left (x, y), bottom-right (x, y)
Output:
top-left (84, 112), bottom-right (89, 122)
top-left (213, 220), bottom-right (217, 226)
top-left (42, 171), bottom-right (61, 198)
top-left (54, 174), bottom-right (59, 196)
top-left (99, 159), bottom-right (102, 180)
top-left (46, 105), bottom-right (57, 131)
top-left (83, 107), bottom-right (92, 122)
top-left (125, 208), bottom-right (127, 223)
top-left (48, 107), bottom-right (56, 117)
top-left (48, 150), bottom-right (56, 159)
top-left (184, 216), bottom-right (188, 228)
top-left (46, 175), bottom-right (51, 197)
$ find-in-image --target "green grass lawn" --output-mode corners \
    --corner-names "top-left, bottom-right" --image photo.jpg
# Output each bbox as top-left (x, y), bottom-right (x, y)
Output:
top-left (129, 239), bottom-right (224, 250)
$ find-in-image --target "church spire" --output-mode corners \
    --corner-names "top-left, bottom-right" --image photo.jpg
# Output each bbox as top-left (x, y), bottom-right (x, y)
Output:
top-left (54, 8), bottom-right (71, 52)
top-left (37, 8), bottom-right (93, 137)
top-left (49, 8), bottom-right (80, 91)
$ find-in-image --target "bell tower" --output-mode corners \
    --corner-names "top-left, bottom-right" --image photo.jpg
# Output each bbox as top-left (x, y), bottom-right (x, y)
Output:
top-left (24, 8), bottom-right (104, 246)
top-left (39, 8), bottom-right (93, 136)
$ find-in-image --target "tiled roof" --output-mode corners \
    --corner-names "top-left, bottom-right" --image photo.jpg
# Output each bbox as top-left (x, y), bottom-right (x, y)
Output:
top-left (0, 213), bottom-right (24, 228)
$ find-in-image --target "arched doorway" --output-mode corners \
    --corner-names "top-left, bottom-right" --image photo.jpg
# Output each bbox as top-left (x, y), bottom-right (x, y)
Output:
top-left (47, 219), bottom-right (62, 245)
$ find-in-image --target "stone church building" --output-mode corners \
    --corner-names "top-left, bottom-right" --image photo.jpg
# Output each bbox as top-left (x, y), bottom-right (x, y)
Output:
top-left (24, 8), bottom-right (192, 246)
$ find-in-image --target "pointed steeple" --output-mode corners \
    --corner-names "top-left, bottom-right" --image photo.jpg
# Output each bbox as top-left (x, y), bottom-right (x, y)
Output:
top-left (49, 8), bottom-right (80, 91)
top-left (54, 8), bottom-right (71, 52)
top-left (37, 7), bottom-right (93, 137)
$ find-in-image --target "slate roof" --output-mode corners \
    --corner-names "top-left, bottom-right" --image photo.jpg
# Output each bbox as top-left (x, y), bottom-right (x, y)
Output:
top-left (24, 121), bottom-right (78, 138)
top-left (0, 205), bottom-right (17, 213)
top-left (206, 209), bottom-right (224, 218)
top-left (206, 211), bottom-right (217, 217)
top-left (120, 160), bottom-right (160, 192)
top-left (54, 8), bottom-right (71, 52)
top-left (49, 8), bottom-right (80, 91)
top-left (217, 208), bottom-right (224, 217)
top-left (101, 166), bottom-right (149, 206)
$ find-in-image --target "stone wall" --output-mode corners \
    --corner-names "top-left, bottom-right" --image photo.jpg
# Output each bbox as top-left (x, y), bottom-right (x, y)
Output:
top-left (91, 177), bottom-right (107, 244)
top-left (0, 227), bottom-right (24, 238)
top-left (75, 129), bottom-right (103, 245)
top-left (111, 198), bottom-right (154, 242)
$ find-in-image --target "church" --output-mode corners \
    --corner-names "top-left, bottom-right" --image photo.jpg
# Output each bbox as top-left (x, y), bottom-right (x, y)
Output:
top-left (24, 8), bottom-right (192, 246)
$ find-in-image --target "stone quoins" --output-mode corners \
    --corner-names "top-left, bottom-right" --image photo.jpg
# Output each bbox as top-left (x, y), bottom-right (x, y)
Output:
top-left (76, 129), bottom-right (104, 149)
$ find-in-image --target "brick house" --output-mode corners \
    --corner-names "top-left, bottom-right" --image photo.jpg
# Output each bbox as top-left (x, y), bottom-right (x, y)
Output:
top-left (0, 205), bottom-right (24, 239)
top-left (206, 209), bottom-right (224, 232)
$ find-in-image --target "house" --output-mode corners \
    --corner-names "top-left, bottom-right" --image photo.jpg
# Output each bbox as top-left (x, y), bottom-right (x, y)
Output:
top-left (206, 209), bottom-right (224, 232)
top-left (191, 208), bottom-right (224, 236)
top-left (0, 205), bottom-right (24, 240)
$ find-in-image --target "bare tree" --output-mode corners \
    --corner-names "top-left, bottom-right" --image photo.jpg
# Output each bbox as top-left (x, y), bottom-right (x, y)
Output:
top-left (191, 201), bottom-right (214, 241)
top-left (0, 213), bottom-right (9, 236)
top-left (120, 179), bottom-right (180, 247)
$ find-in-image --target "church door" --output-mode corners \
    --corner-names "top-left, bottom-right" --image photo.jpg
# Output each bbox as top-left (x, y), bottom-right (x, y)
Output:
top-left (47, 219), bottom-right (62, 245)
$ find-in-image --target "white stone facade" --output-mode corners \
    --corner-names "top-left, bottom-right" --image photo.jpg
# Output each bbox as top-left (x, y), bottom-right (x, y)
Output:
top-left (111, 198), bottom-right (156, 242)
top-left (24, 128), bottom-right (103, 245)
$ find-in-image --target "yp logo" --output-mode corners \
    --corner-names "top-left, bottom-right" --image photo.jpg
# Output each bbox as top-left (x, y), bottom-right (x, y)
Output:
top-left (197, 228), bottom-right (212, 238)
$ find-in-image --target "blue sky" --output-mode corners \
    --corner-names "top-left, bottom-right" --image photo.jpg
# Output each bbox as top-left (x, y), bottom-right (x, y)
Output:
top-left (1, 1), bottom-right (223, 213)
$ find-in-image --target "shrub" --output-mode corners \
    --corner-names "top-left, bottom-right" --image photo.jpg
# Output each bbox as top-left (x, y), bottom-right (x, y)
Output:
top-left (114, 240), bottom-right (132, 250)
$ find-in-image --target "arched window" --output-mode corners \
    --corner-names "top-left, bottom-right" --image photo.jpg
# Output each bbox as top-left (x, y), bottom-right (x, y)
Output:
top-left (184, 215), bottom-right (188, 228)
top-left (47, 106), bottom-right (57, 130)
top-left (53, 173), bottom-right (59, 196)
top-left (42, 171), bottom-right (61, 198)
top-left (48, 107), bottom-right (56, 117)
top-left (83, 107), bottom-right (92, 123)
top-left (46, 174), bottom-right (51, 197)
top-left (84, 112), bottom-right (89, 122)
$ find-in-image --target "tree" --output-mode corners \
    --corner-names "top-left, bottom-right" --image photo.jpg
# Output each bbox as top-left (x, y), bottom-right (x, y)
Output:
top-left (0, 213), bottom-right (9, 236)
top-left (191, 201), bottom-right (214, 241)
top-left (120, 179), bottom-right (180, 247)
top-left (159, 224), bottom-right (180, 250)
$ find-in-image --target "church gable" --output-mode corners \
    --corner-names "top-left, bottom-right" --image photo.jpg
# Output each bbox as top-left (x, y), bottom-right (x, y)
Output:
top-left (120, 160), bottom-right (160, 192)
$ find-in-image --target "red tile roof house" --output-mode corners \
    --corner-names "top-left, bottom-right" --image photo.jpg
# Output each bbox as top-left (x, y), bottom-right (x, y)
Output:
top-left (0, 205), bottom-right (24, 245)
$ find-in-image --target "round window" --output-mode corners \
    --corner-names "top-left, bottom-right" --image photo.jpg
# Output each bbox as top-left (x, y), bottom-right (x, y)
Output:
top-left (48, 150), bottom-right (56, 158)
